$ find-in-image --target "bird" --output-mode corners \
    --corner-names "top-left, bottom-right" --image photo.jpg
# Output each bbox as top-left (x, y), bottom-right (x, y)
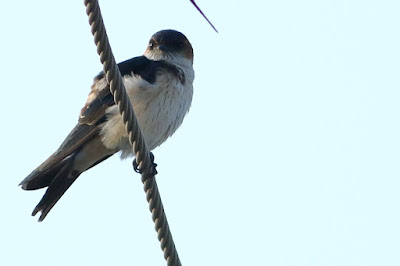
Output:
top-left (19, 29), bottom-right (195, 221)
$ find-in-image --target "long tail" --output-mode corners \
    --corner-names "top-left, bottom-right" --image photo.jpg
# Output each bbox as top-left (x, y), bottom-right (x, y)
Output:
top-left (20, 124), bottom-right (115, 221)
top-left (21, 155), bottom-right (81, 221)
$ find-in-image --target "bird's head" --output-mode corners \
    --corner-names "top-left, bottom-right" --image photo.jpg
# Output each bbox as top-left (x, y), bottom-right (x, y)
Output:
top-left (144, 30), bottom-right (193, 64)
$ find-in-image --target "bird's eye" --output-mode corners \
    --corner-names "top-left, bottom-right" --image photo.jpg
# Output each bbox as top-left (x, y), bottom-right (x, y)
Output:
top-left (149, 40), bottom-right (154, 49)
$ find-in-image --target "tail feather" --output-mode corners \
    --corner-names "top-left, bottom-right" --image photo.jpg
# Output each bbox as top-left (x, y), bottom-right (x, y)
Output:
top-left (31, 156), bottom-right (81, 222)
top-left (20, 134), bottom-right (116, 221)
top-left (20, 159), bottom-right (68, 190)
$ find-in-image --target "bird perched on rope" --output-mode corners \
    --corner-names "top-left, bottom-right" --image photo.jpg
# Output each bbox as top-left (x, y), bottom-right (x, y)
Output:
top-left (19, 29), bottom-right (194, 221)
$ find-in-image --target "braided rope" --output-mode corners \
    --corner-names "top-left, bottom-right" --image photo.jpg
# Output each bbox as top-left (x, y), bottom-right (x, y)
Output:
top-left (84, 1), bottom-right (181, 265)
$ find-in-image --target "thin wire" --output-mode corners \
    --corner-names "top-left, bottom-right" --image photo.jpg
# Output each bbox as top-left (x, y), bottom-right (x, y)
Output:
top-left (190, 0), bottom-right (218, 32)
top-left (84, 1), bottom-right (181, 265)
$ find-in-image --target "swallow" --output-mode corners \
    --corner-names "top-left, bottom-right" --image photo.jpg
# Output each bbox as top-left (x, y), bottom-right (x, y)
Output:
top-left (19, 29), bottom-right (194, 221)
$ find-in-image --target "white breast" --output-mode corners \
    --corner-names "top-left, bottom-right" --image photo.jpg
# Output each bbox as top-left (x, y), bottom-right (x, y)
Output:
top-left (99, 60), bottom-right (194, 158)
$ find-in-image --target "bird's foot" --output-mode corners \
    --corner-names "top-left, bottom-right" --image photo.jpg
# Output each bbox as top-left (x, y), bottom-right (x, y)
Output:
top-left (133, 152), bottom-right (158, 176)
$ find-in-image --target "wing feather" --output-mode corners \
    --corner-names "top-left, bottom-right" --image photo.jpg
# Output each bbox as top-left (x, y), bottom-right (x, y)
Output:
top-left (21, 56), bottom-right (179, 187)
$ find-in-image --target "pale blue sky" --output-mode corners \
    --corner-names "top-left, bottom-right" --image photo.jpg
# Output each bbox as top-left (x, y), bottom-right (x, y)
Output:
top-left (1, 1), bottom-right (400, 265)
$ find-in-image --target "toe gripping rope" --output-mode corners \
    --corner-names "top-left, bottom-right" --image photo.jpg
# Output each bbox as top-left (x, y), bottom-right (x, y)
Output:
top-left (84, 1), bottom-right (181, 265)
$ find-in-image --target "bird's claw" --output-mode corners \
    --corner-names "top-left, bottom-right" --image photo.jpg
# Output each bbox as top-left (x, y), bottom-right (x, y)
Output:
top-left (133, 152), bottom-right (157, 176)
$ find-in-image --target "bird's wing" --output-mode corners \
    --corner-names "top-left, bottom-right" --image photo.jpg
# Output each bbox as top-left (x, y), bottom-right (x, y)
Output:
top-left (20, 56), bottom-right (169, 188)
top-left (78, 55), bottom-right (173, 123)
top-left (29, 72), bottom-right (116, 176)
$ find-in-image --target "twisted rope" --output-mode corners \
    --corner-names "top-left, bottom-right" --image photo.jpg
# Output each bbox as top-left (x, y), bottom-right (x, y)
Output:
top-left (84, 1), bottom-right (181, 265)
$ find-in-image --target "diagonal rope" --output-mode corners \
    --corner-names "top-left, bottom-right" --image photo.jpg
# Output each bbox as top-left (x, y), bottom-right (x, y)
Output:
top-left (84, 1), bottom-right (181, 265)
